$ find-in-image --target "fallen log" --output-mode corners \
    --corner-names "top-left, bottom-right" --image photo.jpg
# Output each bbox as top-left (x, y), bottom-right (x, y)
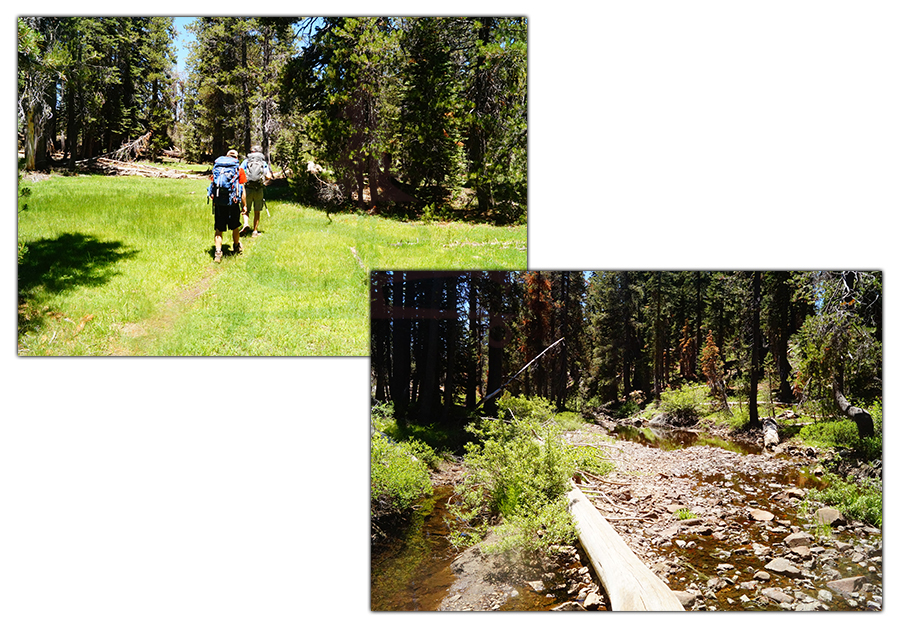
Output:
top-left (83, 158), bottom-right (205, 179)
top-left (566, 483), bottom-right (684, 611)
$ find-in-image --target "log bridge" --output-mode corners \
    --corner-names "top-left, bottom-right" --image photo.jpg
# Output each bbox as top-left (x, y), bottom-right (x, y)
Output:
top-left (566, 482), bottom-right (684, 611)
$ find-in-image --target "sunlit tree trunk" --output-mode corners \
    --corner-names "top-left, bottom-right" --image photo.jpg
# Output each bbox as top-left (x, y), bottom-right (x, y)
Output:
top-left (748, 271), bottom-right (761, 428)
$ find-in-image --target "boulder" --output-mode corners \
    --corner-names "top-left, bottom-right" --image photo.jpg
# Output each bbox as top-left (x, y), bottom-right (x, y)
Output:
top-left (789, 545), bottom-right (812, 559)
top-left (825, 575), bottom-right (865, 598)
top-left (748, 508), bottom-right (775, 522)
top-left (834, 540), bottom-right (853, 553)
top-left (674, 591), bottom-right (697, 608)
top-left (764, 558), bottom-right (803, 578)
top-left (525, 580), bottom-right (545, 593)
top-left (815, 507), bottom-right (845, 527)
top-left (551, 601), bottom-right (586, 611)
top-left (784, 531), bottom-right (813, 548)
top-left (761, 587), bottom-right (795, 604)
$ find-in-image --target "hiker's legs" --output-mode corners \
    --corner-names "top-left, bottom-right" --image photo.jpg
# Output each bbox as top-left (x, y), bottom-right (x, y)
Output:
top-left (241, 188), bottom-right (249, 229)
top-left (214, 229), bottom-right (224, 262)
top-left (246, 186), bottom-right (264, 234)
top-left (230, 203), bottom-right (242, 253)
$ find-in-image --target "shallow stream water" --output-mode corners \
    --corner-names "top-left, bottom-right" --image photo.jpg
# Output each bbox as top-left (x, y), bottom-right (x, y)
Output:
top-left (371, 426), bottom-right (881, 611)
top-left (370, 486), bottom-right (457, 610)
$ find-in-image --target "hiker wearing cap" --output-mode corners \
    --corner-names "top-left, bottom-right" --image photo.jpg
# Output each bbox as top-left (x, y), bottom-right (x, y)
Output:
top-left (208, 148), bottom-right (247, 263)
top-left (239, 145), bottom-right (273, 237)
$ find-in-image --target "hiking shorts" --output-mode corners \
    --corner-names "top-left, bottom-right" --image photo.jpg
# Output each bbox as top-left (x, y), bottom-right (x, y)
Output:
top-left (245, 185), bottom-right (265, 212)
top-left (214, 203), bottom-right (241, 232)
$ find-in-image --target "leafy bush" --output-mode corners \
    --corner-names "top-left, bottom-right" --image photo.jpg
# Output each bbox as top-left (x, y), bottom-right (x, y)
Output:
top-left (660, 383), bottom-right (710, 420)
top-left (370, 401), bottom-right (468, 455)
top-left (615, 399), bottom-right (642, 419)
top-left (496, 392), bottom-right (555, 421)
top-left (370, 433), bottom-right (433, 513)
top-left (485, 498), bottom-right (577, 561)
top-left (450, 416), bottom-right (577, 559)
top-left (569, 445), bottom-right (614, 477)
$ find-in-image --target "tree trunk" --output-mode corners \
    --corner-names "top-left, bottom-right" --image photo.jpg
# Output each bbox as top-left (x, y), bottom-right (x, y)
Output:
top-left (833, 379), bottom-right (875, 438)
top-left (748, 271), bottom-right (761, 428)
top-left (391, 272), bottom-right (411, 418)
top-left (442, 276), bottom-right (458, 421)
top-left (567, 484), bottom-right (684, 611)
top-left (417, 277), bottom-right (441, 422)
top-left (484, 272), bottom-right (506, 417)
top-left (653, 273), bottom-right (663, 400)
top-left (465, 273), bottom-right (479, 410)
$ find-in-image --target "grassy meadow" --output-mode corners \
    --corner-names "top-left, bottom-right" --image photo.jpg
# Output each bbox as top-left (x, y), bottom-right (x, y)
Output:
top-left (17, 173), bottom-right (526, 356)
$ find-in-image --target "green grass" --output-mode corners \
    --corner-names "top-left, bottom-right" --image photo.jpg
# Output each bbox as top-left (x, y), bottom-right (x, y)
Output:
top-left (18, 173), bottom-right (526, 355)
top-left (807, 473), bottom-right (882, 528)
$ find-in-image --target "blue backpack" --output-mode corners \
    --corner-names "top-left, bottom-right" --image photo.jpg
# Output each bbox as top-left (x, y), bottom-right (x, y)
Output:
top-left (209, 156), bottom-right (241, 207)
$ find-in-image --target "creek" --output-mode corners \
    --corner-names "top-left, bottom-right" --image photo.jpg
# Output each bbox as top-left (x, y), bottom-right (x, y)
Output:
top-left (604, 423), bottom-right (882, 611)
top-left (370, 424), bottom-right (882, 611)
top-left (370, 486), bottom-right (457, 610)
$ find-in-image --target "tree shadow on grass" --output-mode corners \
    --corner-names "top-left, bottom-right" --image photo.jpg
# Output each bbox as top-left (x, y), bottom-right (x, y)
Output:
top-left (18, 232), bottom-right (139, 335)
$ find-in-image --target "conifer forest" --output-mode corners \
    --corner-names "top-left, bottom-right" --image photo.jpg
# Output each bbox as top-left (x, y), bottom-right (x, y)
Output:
top-left (17, 17), bottom-right (527, 224)
top-left (370, 271), bottom-right (882, 436)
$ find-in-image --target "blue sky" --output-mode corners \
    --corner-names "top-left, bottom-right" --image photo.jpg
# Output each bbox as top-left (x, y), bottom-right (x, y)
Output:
top-left (172, 17), bottom-right (196, 75)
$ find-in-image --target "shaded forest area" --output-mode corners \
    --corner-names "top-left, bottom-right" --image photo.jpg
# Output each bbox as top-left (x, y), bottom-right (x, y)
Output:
top-left (17, 17), bottom-right (526, 224)
top-left (370, 271), bottom-right (882, 438)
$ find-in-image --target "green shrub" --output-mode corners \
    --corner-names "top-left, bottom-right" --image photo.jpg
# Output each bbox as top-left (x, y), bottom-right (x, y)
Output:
top-left (450, 416), bottom-right (577, 557)
top-left (615, 399), bottom-right (642, 419)
top-left (660, 383), bottom-right (710, 419)
top-left (485, 498), bottom-right (577, 562)
top-left (370, 433), bottom-right (433, 513)
top-left (569, 445), bottom-right (614, 477)
top-left (496, 392), bottom-right (556, 421)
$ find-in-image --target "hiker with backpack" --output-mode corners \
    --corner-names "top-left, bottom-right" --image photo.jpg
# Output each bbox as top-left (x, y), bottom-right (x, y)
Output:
top-left (239, 145), bottom-right (273, 238)
top-left (208, 148), bottom-right (247, 263)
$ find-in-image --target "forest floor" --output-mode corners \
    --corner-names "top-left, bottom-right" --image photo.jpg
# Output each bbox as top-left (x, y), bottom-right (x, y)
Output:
top-left (432, 419), bottom-right (883, 612)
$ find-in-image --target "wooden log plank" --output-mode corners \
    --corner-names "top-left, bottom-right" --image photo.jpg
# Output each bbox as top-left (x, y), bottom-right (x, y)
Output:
top-left (566, 483), bottom-right (683, 611)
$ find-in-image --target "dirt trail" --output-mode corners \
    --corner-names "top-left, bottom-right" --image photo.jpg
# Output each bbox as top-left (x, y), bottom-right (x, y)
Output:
top-left (436, 424), bottom-right (882, 611)
top-left (111, 264), bottom-right (220, 355)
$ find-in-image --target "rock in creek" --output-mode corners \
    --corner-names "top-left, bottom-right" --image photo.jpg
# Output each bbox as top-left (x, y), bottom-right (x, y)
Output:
top-left (761, 587), bottom-right (794, 604)
top-left (815, 506), bottom-right (845, 526)
top-left (826, 575), bottom-right (865, 598)
top-left (783, 531), bottom-right (813, 548)
top-left (748, 508), bottom-right (775, 522)
top-left (764, 558), bottom-right (803, 578)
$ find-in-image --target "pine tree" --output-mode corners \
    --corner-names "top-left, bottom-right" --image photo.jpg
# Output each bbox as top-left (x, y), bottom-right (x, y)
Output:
top-left (464, 17), bottom-right (527, 223)
top-left (397, 17), bottom-right (468, 204)
top-left (700, 330), bottom-right (727, 408)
